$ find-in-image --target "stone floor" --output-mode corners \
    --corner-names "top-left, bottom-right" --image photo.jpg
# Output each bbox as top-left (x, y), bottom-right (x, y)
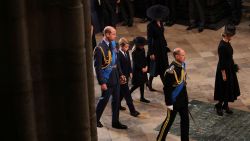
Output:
top-left (94, 18), bottom-right (250, 141)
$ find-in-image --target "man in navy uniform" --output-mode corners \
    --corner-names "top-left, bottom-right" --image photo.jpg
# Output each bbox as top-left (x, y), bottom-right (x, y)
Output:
top-left (94, 26), bottom-right (127, 129)
top-left (157, 48), bottom-right (189, 141)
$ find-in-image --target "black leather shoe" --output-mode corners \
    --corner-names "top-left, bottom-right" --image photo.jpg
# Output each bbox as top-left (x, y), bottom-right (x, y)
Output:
top-left (120, 106), bottom-right (126, 111)
top-left (214, 103), bottom-right (223, 116)
top-left (186, 24), bottom-right (196, 30)
top-left (130, 111), bottom-right (140, 117)
top-left (149, 87), bottom-right (157, 92)
top-left (164, 21), bottom-right (174, 26)
top-left (140, 18), bottom-right (148, 23)
top-left (140, 98), bottom-right (150, 103)
top-left (121, 22), bottom-right (128, 26)
top-left (198, 26), bottom-right (204, 32)
top-left (222, 106), bottom-right (233, 114)
top-left (112, 122), bottom-right (128, 129)
top-left (97, 121), bottom-right (103, 128)
top-left (146, 83), bottom-right (157, 92)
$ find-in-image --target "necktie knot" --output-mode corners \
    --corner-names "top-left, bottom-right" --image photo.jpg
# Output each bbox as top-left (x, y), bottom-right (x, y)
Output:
top-left (108, 42), bottom-right (112, 50)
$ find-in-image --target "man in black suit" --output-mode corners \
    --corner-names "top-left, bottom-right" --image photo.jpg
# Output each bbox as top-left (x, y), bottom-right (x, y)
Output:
top-left (226, 0), bottom-right (242, 25)
top-left (94, 26), bottom-right (127, 129)
top-left (187, 0), bottom-right (205, 32)
top-left (99, 0), bottom-right (118, 28)
top-left (119, 0), bottom-right (134, 27)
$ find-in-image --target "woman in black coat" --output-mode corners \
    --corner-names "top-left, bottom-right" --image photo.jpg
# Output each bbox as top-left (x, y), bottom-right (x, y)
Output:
top-left (147, 19), bottom-right (170, 90)
top-left (130, 37), bottom-right (150, 103)
top-left (214, 24), bottom-right (240, 116)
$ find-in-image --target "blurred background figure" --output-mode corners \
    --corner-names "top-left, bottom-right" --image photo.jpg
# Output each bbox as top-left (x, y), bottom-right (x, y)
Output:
top-left (186, 0), bottom-right (205, 32)
top-left (226, 0), bottom-right (242, 25)
top-left (118, 0), bottom-right (134, 27)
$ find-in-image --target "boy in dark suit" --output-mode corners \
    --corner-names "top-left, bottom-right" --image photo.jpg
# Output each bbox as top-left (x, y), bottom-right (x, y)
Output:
top-left (118, 37), bottom-right (140, 117)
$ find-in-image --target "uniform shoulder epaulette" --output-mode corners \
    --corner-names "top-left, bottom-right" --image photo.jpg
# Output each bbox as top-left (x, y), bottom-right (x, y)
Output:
top-left (164, 65), bottom-right (175, 76)
top-left (93, 46), bottom-right (112, 69)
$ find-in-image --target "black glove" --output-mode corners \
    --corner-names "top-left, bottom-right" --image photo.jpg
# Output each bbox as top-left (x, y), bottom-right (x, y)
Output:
top-left (233, 64), bottom-right (239, 72)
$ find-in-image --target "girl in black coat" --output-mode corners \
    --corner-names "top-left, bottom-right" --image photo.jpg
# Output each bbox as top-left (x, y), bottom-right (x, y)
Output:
top-left (130, 37), bottom-right (150, 103)
top-left (214, 24), bottom-right (240, 116)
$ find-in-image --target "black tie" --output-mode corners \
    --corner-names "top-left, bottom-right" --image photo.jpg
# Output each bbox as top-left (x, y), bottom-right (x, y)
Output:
top-left (108, 42), bottom-right (112, 50)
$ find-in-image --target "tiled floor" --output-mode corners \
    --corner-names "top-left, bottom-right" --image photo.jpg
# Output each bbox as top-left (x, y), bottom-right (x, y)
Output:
top-left (94, 18), bottom-right (250, 141)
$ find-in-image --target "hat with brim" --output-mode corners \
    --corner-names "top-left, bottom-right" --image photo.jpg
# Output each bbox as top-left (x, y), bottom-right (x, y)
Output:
top-left (133, 36), bottom-right (147, 46)
top-left (223, 24), bottom-right (236, 36)
top-left (146, 4), bottom-right (169, 21)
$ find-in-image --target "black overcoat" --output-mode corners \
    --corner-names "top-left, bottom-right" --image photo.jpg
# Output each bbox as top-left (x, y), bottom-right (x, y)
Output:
top-left (132, 47), bottom-right (148, 85)
top-left (214, 40), bottom-right (240, 102)
top-left (147, 21), bottom-right (170, 76)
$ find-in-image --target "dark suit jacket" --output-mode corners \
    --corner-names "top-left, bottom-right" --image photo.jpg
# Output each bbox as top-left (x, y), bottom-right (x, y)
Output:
top-left (118, 50), bottom-right (132, 79)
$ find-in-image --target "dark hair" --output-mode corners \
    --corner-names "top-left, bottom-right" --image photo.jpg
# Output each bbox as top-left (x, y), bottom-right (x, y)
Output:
top-left (222, 24), bottom-right (236, 37)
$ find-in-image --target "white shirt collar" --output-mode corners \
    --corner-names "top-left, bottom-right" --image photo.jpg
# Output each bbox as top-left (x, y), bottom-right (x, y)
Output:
top-left (119, 49), bottom-right (127, 56)
top-left (103, 38), bottom-right (110, 46)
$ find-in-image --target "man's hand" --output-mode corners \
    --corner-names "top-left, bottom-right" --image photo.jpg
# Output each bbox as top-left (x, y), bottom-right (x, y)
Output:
top-left (150, 54), bottom-right (155, 60)
top-left (167, 105), bottom-right (173, 111)
top-left (120, 75), bottom-right (127, 84)
top-left (101, 83), bottom-right (108, 91)
top-left (142, 66), bottom-right (148, 73)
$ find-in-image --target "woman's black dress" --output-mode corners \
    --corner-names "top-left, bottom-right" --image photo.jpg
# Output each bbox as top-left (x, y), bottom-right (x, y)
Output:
top-left (214, 40), bottom-right (240, 102)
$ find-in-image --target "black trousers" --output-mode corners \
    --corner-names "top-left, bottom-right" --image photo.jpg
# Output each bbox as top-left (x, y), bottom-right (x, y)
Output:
top-left (189, 0), bottom-right (205, 27)
top-left (226, 0), bottom-right (242, 25)
top-left (119, 0), bottom-right (133, 25)
top-left (101, 0), bottom-right (117, 28)
top-left (130, 83), bottom-right (145, 99)
top-left (96, 84), bottom-right (120, 124)
top-left (163, 0), bottom-right (179, 22)
top-left (157, 106), bottom-right (189, 141)
top-left (120, 83), bottom-right (136, 113)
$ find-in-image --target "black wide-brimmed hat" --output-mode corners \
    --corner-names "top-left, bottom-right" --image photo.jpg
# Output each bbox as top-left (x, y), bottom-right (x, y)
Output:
top-left (223, 24), bottom-right (236, 36)
top-left (133, 36), bottom-right (147, 46)
top-left (146, 4), bottom-right (169, 21)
